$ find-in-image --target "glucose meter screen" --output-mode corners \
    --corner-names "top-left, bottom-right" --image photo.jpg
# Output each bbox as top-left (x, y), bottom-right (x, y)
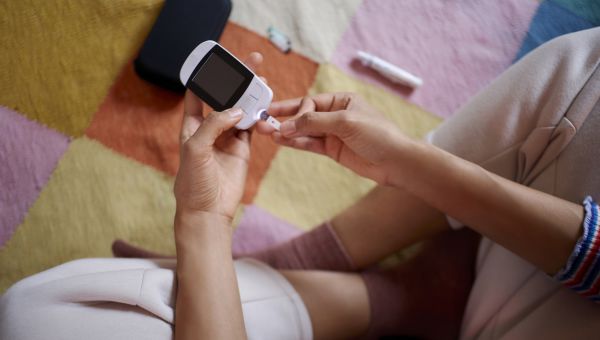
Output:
top-left (192, 54), bottom-right (245, 106)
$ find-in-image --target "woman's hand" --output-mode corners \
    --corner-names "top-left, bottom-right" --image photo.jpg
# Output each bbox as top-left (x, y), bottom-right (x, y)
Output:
top-left (174, 105), bottom-right (248, 220)
top-left (174, 53), bottom-right (263, 222)
top-left (174, 53), bottom-right (264, 340)
top-left (256, 92), bottom-right (414, 185)
top-left (259, 93), bottom-right (586, 277)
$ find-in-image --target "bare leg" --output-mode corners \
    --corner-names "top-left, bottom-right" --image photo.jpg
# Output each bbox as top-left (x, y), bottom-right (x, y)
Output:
top-left (234, 185), bottom-right (452, 273)
top-left (281, 227), bottom-right (479, 340)
top-left (331, 185), bottom-right (449, 268)
top-left (112, 186), bottom-right (448, 268)
top-left (281, 270), bottom-right (370, 340)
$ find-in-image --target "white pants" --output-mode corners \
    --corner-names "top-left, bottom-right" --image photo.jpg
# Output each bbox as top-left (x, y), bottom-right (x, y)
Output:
top-left (0, 258), bottom-right (312, 340)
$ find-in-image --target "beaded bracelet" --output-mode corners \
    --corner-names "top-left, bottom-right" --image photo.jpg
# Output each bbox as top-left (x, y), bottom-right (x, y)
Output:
top-left (555, 196), bottom-right (600, 302)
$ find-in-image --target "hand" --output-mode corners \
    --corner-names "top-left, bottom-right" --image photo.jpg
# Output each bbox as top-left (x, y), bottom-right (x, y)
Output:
top-left (257, 92), bottom-right (414, 185)
top-left (174, 53), bottom-right (263, 222)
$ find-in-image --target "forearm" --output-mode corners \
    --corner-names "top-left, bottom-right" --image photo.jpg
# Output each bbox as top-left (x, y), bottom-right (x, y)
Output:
top-left (392, 141), bottom-right (583, 274)
top-left (331, 185), bottom-right (449, 268)
top-left (174, 212), bottom-right (247, 340)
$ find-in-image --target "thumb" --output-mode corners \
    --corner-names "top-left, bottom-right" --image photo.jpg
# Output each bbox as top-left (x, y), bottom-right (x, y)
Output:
top-left (280, 111), bottom-right (350, 138)
top-left (190, 108), bottom-right (243, 147)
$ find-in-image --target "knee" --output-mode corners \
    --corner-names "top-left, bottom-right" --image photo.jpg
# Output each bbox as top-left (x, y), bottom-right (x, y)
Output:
top-left (0, 258), bottom-right (113, 339)
top-left (0, 276), bottom-right (43, 339)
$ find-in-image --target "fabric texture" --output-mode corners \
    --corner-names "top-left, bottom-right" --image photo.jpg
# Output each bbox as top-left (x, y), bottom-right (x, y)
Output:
top-left (0, 107), bottom-right (69, 246)
top-left (232, 205), bottom-right (303, 256)
top-left (331, 0), bottom-right (539, 118)
top-left (515, 0), bottom-right (597, 60)
top-left (0, 138), bottom-right (176, 292)
top-left (429, 28), bottom-right (600, 339)
top-left (0, 258), bottom-right (313, 340)
top-left (110, 204), bottom-right (303, 259)
top-left (86, 61), bottom-right (184, 177)
top-left (0, 0), bottom-right (163, 136)
top-left (230, 0), bottom-right (363, 63)
top-left (237, 222), bottom-right (356, 271)
top-left (550, 0), bottom-right (600, 26)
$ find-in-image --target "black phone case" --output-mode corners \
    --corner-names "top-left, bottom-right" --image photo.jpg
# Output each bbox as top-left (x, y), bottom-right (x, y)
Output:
top-left (134, 0), bottom-right (232, 93)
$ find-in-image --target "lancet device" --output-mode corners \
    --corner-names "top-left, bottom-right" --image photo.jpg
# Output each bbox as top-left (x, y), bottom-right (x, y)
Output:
top-left (357, 51), bottom-right (423, 89)
top-left (180, 40), bottom-right (279, 130)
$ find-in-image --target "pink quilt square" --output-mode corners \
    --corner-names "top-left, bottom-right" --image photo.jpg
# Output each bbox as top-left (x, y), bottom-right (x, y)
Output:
top-left (232, 205), bottom-right (302, 256)
top-left (331, 0), bottom-right (538, 118)
top-left (0, 107), bottom-right (70, 246)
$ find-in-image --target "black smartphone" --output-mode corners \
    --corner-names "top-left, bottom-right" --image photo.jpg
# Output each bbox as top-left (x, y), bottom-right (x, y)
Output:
top-left (134, 0), bottom-right (232, 93)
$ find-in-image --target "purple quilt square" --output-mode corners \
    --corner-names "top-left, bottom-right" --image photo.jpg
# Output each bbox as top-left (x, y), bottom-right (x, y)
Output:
top-left (0, 106), bottom-right (70, 246)
top-left (233, 205), bottom-right (302, 256)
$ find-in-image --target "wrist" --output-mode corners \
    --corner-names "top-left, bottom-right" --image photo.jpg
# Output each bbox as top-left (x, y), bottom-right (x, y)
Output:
top-left (174, 210), bottom-right (233, 248)
top-left (383, 138), bottom-right (425, 189)
top-left (175, 208), bottom-right (233, 227)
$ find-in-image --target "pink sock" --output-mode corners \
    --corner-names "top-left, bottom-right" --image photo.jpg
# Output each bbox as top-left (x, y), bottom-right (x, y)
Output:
top-left (361, 229), bottom-right (480, 340)
top-left (236, 221), bottom-right (356, 271)
top-left (112, 239), bottom-right (173, 258)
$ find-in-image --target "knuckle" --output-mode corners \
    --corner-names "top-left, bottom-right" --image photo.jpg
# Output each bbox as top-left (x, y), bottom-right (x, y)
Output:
top-left (216, 113), bottom-right (229, 124)
top-left (336, 113), bottom-right (358, 134)
top-left (204, 112), bottom-right (218, 124)
top-left (340, 92), bottom-right (355, 100)
top-left (343, 92), bottom-right (359, 103)
top-left (300, 96), bottom-right (313, 109)
top-left (333, 92), bottom-right (357, 110)
top-left (299, 111), bottom-right (316, 127)
top-left (205, 111), bottom-right (229, 127)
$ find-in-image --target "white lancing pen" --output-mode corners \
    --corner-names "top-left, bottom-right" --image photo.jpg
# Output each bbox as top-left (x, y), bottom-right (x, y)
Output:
top-left (357, 51), bottom-right (423, 89)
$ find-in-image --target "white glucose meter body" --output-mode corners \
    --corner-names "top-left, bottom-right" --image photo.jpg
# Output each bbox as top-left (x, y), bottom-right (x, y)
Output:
top-left (180, 40), bottom-right (273, 130)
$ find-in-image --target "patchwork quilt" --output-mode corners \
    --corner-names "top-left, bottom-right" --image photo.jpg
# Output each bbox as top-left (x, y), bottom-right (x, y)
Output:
top-left (1, 0), bottom-right (599, 292)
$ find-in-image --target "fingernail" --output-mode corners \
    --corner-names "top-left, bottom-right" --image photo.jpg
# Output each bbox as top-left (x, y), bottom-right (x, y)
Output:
top-left (280, 120), bottom-right (296, 136)
top-left (229, 108), bottom-right (243, 118)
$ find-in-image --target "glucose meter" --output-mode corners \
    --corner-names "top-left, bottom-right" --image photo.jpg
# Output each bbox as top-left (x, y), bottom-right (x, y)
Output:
top-left (180, 40), bottom-right (279, 130)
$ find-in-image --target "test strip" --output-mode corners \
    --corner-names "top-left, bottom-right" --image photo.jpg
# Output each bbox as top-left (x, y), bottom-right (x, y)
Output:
top-left (260, 111), bottom-right (281, 131)
top-left (265, 116), bottom-right (281, 131)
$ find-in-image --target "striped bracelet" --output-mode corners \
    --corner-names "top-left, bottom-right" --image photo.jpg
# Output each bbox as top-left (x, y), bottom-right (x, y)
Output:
top-left (555, 196), bottom-right (600, 302)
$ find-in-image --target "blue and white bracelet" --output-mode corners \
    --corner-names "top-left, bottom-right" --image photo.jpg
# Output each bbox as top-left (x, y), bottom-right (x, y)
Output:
top-left (555, 196), bottom-right (600, 302)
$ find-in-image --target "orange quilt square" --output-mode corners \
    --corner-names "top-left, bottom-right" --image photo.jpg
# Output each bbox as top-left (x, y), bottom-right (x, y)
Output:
top-left (86, 22), bottom-right (318, 203)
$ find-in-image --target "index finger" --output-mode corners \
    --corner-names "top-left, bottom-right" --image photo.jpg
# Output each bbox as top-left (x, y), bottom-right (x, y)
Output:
top-left (267, 97), bottom-right (303, 117)
top-left (257, 94), bottom-right (341, 134)
top-left (255, 97), bottom-right (307, 134)
top-left (269, 92), bottom-right (354, 118)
